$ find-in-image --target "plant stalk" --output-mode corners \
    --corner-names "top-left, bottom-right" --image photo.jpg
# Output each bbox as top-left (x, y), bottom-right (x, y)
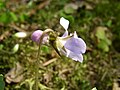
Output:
top-left (34, 29), bottom-right (54, 90)
top-left (35, 43), bottom-right (41, 90)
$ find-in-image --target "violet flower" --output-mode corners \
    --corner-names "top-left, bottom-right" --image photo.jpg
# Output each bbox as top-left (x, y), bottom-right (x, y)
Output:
top-left (31, 17), bottom-right (86, 62)
top-left (56, 17), bottom-right (86, 62)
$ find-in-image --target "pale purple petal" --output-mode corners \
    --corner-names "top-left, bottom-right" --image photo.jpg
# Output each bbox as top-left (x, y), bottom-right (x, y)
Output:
top-left (68, 52), bottom-right (83, 62)
top-left (62, 30), bottom-right (68, 37)
top-left (31, 30), bottom-right (48, 44)
top-left (31, 30), bottom-right (43, 43)
top-left (42, 34), bottom-right (49, 44)
top-left (58, 48), bottom-right (83, 62)
top-left (64, 37), bottom-right (86, 54)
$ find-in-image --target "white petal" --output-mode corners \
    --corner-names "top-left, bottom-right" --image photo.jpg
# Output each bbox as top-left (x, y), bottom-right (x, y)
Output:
top-left (73, 31), bottom-right (78, 38)
top-left (92, 87), bottom-right (97, 90)
top-left (14, 32), bottom-right (27, 38)
top-left (66, 49), bottom-right (70, 57)
top-left (60, 17), bottom-right (69, 30)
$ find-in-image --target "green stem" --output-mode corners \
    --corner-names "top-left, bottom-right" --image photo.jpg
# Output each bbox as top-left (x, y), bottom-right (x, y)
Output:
top-left (34, 29), bottom-right (54, 90)
top-left (35, 44), bottom-right (41, 90)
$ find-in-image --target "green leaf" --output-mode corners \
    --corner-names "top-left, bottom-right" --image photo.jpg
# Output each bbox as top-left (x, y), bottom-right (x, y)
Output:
top-left (10, 12), bottom-right (18, 21)
top-left (104, 37), bottom-right (112, 45)
top-left (0, 13), bottom-right (8, 23)
top-left (97, 40), bottom-right (109, 52)
top-left (0, 74), bottom-right (5, 90)
top-left (0, 44), bottom-right (3, 50)
top-left (95, 28), bottom-right (106, 39)
top-left (106, 20), bottom-right (112, 27)
top-left (0, 11), bottom-right (13, 24)
top-left (12, 44), bottom-right (19, 53)
top-left (41, 45), bottom-right (50, 54)
top-left (64, 4), bottom-right (76, 14)
top-left (0, 1), bottom-right (5, 9)
top-left (60, 13), bottom-right (74, 24)
top-left (19, 13), bottom-right (28, 22)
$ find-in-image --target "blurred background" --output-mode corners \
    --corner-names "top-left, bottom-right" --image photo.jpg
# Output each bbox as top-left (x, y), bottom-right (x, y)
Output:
top-left (0, 0), bottom-right (120, 90)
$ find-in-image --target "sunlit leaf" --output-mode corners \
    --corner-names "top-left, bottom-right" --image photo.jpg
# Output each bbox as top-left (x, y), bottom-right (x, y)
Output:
top-left (104, 37), bottom-right (111, 45)
top-left (12, 44), bottom-right (19, 53)
top-left (106, 20), bottom-right (112, 27)
top-left (95, 27), bottom-right (106, 39)
top-left (97, 40), bottom-right (109, 52)
top-left (64, 3), bottom-right (78, 14)
top-left (0, 44), bottom-right (3, 50)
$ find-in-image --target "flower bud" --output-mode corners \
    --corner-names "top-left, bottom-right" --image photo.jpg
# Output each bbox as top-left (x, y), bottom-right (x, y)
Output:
top-left (31, 30), bottom-right (48, 44)
top-left (14, 32), bottom-right (27, 38)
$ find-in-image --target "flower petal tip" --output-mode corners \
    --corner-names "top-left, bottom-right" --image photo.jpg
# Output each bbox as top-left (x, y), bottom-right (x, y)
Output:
top-left (60, 17), bottom-right (69, 30)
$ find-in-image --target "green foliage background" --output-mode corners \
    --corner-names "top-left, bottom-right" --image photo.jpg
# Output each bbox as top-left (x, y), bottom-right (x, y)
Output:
top-left (0, 0), bottom-right (120, 90)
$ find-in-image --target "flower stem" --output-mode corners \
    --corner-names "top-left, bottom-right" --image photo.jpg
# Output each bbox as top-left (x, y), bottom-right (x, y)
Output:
top-left (35, 43), bottom-right (41, 90)
top-left (34, 29), bottom-right (54, 90)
